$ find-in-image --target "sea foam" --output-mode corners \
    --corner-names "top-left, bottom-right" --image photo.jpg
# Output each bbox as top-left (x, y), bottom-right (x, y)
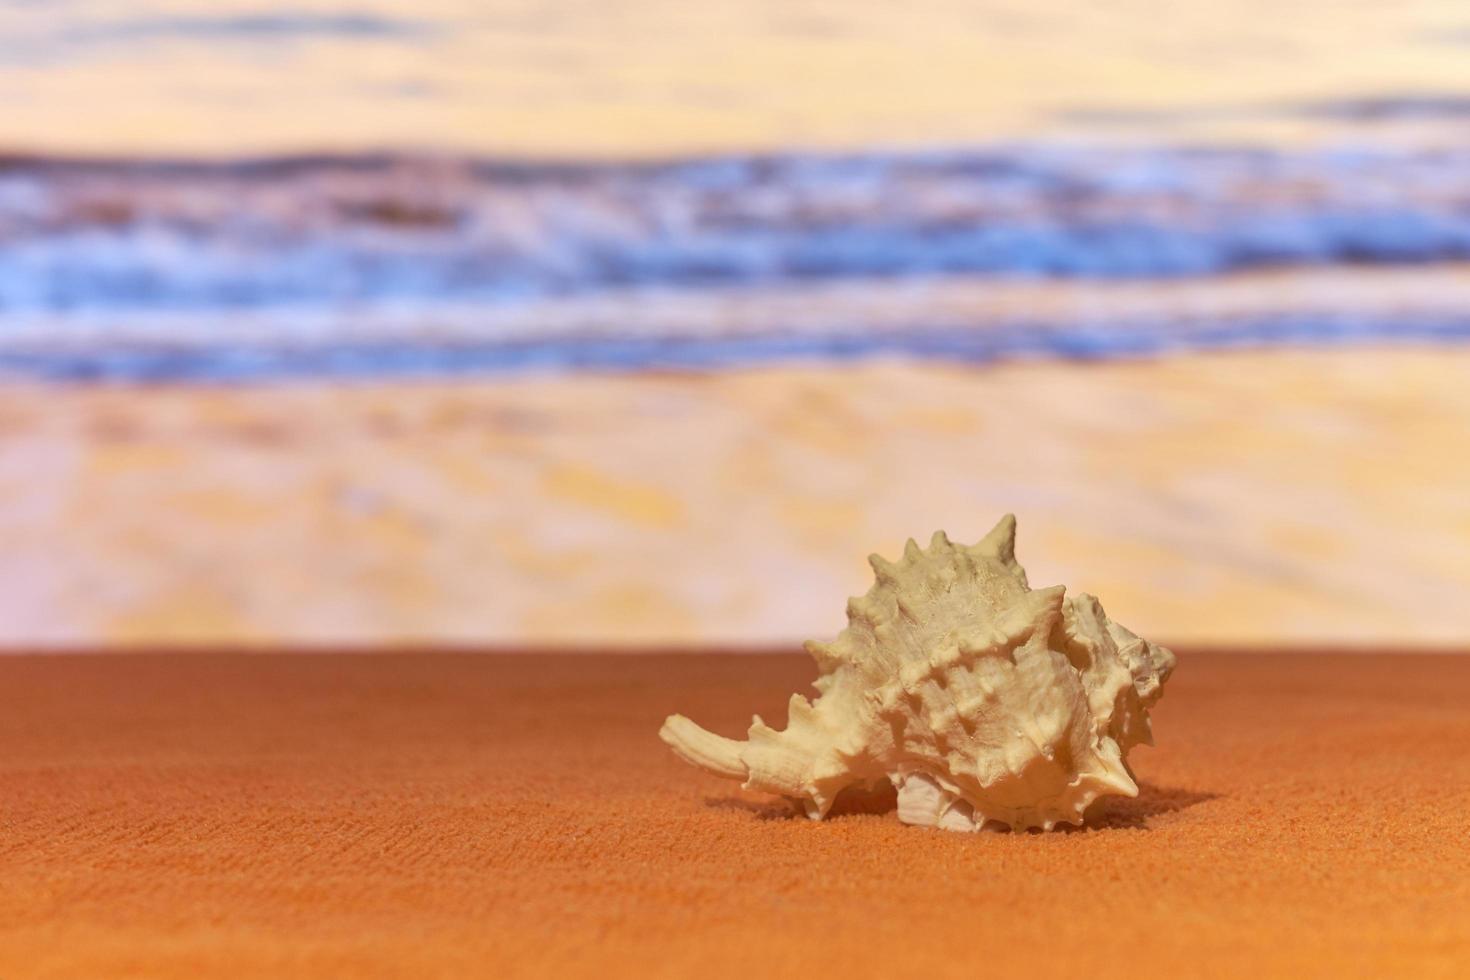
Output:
top-left (1, 144), bottom-right (1469, 379)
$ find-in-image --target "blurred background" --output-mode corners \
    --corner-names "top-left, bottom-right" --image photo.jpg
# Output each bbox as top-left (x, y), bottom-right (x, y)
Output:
top-left (0, 0), bottom-right (1467, 648)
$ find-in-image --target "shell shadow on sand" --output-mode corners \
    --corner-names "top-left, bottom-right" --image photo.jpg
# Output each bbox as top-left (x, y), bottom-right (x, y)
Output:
top-left (705, 781), bottom-right (1217, 831)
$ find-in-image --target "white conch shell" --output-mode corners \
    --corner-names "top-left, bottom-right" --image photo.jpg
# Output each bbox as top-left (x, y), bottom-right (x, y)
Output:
top-left (660, 515), bottom-right (1176, 832)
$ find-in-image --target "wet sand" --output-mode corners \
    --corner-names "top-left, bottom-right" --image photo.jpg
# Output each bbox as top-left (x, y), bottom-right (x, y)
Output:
top-left (0, 651), bottom-right (1467, 978)
top-left (2, 345), bottom-right (1468, 647)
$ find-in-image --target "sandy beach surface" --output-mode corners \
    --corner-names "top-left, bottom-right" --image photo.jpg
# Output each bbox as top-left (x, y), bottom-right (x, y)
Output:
top-left (0, 650), bottom-right (1466, 978)
top-left (1, 344), bottom-right (1466, 648)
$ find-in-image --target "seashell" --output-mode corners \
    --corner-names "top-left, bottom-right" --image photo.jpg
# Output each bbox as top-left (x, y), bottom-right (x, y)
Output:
top-left (660, 515), bottom-right (1176, 831)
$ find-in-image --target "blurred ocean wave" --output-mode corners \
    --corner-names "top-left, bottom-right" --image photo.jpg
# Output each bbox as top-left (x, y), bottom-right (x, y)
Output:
top-left (3, 143), bottom-right (1470, 379)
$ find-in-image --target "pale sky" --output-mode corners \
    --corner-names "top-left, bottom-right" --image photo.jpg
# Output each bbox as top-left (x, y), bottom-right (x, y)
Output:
top-left (1, 0), bottom-right (1469, 156)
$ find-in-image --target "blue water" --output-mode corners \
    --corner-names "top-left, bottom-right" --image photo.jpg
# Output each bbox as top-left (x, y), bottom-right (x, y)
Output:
top-left (6, 315), bottom-right (1470, 383)
top-left (4, 0), bottom-right (1470, 379)
top-left (4, 143), bottom-right (1470, 379)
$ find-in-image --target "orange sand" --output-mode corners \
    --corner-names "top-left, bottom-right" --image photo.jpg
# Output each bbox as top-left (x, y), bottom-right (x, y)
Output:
top-left (1, 651), bottom-right (1467, 978)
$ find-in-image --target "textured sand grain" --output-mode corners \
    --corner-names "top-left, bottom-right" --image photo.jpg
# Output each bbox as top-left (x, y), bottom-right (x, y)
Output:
top-left (0, 652), bottom-right (1467, 978)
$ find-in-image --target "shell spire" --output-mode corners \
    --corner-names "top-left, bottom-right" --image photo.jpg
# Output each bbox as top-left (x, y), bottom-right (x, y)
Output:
top-left (659, 515), bottom-right (1176, 832)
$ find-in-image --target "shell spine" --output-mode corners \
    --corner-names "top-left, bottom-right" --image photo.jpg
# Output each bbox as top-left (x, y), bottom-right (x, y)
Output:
top-left (660, 515), bottom-right (1176, 832)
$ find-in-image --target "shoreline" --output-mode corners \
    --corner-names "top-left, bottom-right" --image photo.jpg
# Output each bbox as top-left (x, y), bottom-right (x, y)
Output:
top-left (5, 264), bottom-right (1470, 382)
top-left (1, 343), bottom-right (1465, 648)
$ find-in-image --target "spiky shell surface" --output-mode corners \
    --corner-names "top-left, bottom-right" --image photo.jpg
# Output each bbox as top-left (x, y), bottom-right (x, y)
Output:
top-left (660, 515), bottom-right (1176, 832)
